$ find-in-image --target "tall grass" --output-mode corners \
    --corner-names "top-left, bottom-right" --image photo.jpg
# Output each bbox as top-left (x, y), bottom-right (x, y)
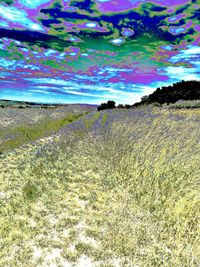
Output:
top-left (0, 112), bottom-right (84, 153)
top-left (82, 111), bottom-right (101, 129)
top-left (0, 107), bottom-right (199, 266)
top-left (165, 99), bottom-right (200, 109)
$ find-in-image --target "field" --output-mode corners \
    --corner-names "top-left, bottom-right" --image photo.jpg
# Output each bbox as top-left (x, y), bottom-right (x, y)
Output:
top-left (0, 105), bottom-right (199, 266)
top-left (0, 104), bottom-right (95, 153)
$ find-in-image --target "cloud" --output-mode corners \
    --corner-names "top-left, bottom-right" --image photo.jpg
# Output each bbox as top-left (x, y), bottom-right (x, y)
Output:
top-left (0, 4), bottom-right (44, 31)
top-left (0, 58), bottom-right (23, 70)
top-left (22, 77), bottom-right (161, 104)
top-left (0, 0), bottom-right (199, 104)
top-left (19, 0), bottom-right (51, 8)
top-left (163, 66), bottom-right (200, 81)
top-left (29, 89), bottom-right (50, 94)
top-left (168, 45), bottom-right (200, 64)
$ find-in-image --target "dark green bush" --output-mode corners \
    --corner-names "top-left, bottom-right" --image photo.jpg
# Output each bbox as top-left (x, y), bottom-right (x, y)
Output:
top-left (141, 80), bottom-right (200, 105)
top-left (97, 101), bottom-right (116, 111)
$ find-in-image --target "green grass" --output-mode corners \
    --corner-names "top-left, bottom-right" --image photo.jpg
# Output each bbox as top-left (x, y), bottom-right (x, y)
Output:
top-left (0, 107), bottom-right (199, 266)
top-left (83, 111), bottom-right (101, 129)
top-left (0, 112), bottom-right (84, 153)
top-left (166, 100), bottom-right (200, 109)
top-left (101, 113), bottom-right (108, 125)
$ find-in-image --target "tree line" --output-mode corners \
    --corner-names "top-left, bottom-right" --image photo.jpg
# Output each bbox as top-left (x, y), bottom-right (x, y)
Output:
top-left (97, 80), bottom-right (200, 110)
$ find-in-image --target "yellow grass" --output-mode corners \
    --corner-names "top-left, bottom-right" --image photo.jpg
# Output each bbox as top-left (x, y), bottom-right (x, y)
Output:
top-left (0, 107), bottom-right (199, 266)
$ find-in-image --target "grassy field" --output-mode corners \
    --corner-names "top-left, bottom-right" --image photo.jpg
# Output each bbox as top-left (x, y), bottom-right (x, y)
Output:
top-left (0, 106), bottom-right (199, 266)
top-left (0, 104), bottom-right (96, 154)
top-left (166, 100), bottom-right (200, 109)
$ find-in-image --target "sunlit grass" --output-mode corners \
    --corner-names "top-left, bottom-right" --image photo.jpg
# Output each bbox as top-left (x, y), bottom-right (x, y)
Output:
top-left (101, 113), bottom-right (108, 125)
top-left (83, 111), bottom-right (101, 129)
top-left (165, 99), bottom-right (200, 109)
top-left (0, 112), bottom-right (85, 154)
top-left (0, 106), bottom-right (199, 266)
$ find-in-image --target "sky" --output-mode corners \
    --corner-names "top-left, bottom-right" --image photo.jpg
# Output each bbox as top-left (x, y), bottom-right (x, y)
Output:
top-left (0, 0), bottom-right (199, 104)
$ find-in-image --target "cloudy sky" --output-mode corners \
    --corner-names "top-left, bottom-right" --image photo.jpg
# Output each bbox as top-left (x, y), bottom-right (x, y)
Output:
top-left (0, 0), bottom-right (199, 104)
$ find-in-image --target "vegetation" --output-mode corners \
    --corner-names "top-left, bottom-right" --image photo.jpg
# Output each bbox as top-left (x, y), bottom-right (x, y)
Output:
top-left (97, 101), bottom-right (132, 111)
top-left (0, 112), bottom-right (84, 154)
top-left (97, 81), bottom-right (200, 110)
top-left (117, 104), bottom-right (132, 109)
top-left (82, 112), bottom-right (101, 129)
top-left (0, 100), bottom-right (79, 109)
top-left (0, 106), bottom-right (199, 266)
top-left (97, 100), bottom-right (116, 111)
top-left (134, 80), bottom-right (200, 106)
top-left (166, 99), bottom-right (200, 109)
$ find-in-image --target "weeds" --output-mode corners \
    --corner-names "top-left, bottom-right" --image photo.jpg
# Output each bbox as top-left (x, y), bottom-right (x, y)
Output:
top-left (0, 106), bottom-right (199, 266)
top-left (83, 112), bottom-right (101, 129)
top-left (166, 99), bottom-right (200, 109)
top-left (0, 112), bottom-right (84, 153)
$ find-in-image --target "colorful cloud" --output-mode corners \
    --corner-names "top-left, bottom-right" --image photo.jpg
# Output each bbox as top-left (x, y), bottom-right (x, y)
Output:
top-left (0, 0), bottom-right (199, 104)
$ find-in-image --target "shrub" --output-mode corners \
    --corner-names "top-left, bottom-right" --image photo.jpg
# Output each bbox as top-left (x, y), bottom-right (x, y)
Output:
top-left (132, 80), bottom-right (200, 108)
top-left (143, 80), bottom-right (200, 105)
top-left (117, 104), bottom-right (124, 108)
top-left (97, 101), bottom-right (116, 111)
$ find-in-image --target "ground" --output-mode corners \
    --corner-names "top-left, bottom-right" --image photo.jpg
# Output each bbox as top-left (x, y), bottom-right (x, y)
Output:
top-left (0, 106), bottom-right (199, 266)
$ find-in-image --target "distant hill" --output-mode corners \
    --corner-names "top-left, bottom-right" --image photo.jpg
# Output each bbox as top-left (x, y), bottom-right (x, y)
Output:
top-left (0, 100), bottom-right (97, 109)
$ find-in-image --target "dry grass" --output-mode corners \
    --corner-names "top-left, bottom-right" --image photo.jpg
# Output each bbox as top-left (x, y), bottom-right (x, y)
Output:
top-left (165, 100), bottom-right (200, 109)
top-left (0, 104), bottom-right (95, 153)
top-left (0, 106), bottom-right (199, 266)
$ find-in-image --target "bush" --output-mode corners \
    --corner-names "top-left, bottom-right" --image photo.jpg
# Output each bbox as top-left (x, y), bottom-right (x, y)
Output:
top-left (117, 104), bottom-right (124, 108)
top-left (97, 100), bottom-right (116, 111)
top-left (132, 80), bottom-right (200, 107)
top-left (141, 95), bottom-right (150, 102)
top-left (145, 80), bottom-right (200, 105)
